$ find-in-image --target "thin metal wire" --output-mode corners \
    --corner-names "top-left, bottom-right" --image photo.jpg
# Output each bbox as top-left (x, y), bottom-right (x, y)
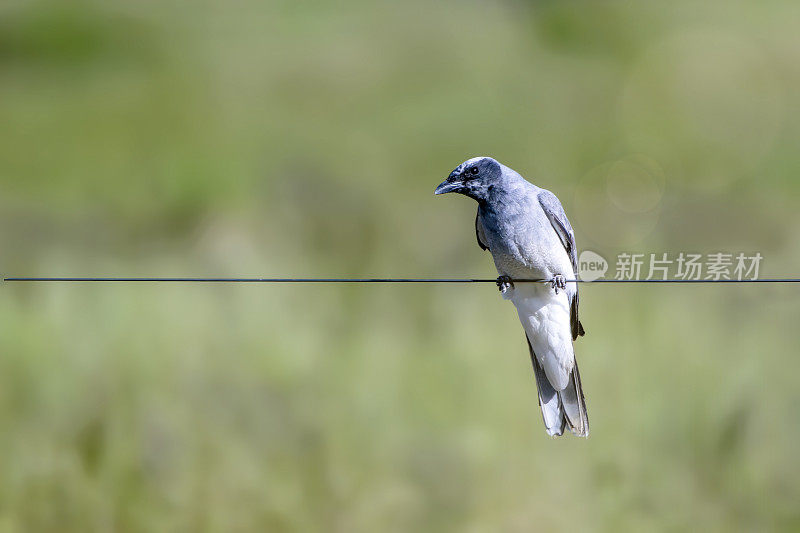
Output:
top-left (3, 277), bottom-right (800, 283)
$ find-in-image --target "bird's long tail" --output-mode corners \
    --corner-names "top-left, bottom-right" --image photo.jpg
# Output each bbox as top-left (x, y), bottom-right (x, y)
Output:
top-left (527, 337), bottom-right (589, 437)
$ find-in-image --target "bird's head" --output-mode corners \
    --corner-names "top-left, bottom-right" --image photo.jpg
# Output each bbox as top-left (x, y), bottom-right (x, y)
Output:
top-left (434, 156), bottom-right (503, 203)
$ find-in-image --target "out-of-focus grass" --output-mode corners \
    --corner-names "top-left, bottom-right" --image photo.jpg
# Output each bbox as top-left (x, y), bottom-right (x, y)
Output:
top-left (1, 0), bottom-right (799, 531)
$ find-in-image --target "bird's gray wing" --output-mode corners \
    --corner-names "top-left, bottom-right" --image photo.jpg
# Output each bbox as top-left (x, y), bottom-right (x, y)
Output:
top-left (538, 190), bottom-right (585, 339)
top-left (475, 210), bottom-right (489, 251)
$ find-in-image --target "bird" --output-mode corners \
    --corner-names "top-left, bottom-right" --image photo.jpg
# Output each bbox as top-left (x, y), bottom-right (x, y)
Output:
top-left (435, 156), bottom-right (588, 437)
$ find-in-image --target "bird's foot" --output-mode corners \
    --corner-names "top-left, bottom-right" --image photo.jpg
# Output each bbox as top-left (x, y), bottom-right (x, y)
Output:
top-left (550, 274), bottom-right (567, 294)
top-left (496, 275), bottom-right (514, 294)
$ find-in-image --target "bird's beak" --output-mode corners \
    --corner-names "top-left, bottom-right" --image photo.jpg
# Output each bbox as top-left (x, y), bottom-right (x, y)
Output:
top-left (434, 176), bottom-right (462, 195)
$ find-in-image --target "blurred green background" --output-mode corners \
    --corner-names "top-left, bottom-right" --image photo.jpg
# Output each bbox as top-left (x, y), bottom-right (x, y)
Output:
top-left (1, 0), bottom-right (799, 531)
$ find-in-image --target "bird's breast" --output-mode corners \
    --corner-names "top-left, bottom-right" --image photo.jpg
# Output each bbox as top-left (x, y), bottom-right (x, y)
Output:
top-left (480, 205), bottom-right (570, 279)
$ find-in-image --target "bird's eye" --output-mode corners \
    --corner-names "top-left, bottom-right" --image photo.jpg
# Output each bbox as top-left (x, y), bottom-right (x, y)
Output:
top-left (469, 167), bottom-right (479, 175)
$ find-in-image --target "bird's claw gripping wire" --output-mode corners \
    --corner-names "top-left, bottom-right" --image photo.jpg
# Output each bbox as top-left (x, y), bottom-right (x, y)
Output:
top-left (496, 275), bottom-right (514, 293)
top-left (550, 274), bottom-right (567, 294)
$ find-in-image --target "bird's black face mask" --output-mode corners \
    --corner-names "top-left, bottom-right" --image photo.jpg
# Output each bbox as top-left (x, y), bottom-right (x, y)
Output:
top-left (434, 157), bottom-right (500, 203)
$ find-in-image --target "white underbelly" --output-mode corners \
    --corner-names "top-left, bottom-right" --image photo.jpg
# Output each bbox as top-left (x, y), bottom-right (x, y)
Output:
top-left (509, 283), bottom-right (574, 390)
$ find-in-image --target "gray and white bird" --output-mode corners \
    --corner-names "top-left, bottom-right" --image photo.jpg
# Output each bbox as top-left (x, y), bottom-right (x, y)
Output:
top-left (435, 157), bottom-right (588, 437)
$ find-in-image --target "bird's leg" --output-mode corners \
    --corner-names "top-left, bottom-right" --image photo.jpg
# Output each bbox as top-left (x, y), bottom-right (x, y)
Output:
top-left (496, 275), bottom-right (514, 293)
top-left (550, 274), bottom-right (567, 294)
